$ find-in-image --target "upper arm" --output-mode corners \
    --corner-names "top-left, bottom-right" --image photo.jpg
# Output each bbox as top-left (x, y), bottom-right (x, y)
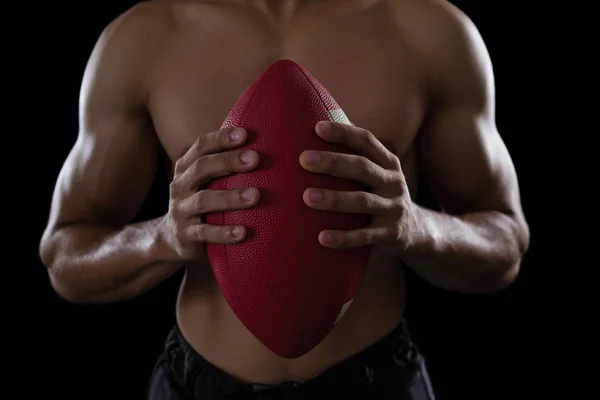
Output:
top-left (417, 4), bottom-right (527, 231)
top-left (45, 4), bottom-right (164, 232)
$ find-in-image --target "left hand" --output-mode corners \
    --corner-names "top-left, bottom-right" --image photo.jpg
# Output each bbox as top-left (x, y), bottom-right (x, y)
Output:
top-left (300, 121), bottom-right (415, 254)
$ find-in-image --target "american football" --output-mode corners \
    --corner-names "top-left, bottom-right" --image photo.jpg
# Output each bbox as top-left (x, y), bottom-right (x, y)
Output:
top-left (205, 60), bottom-right (371, 358)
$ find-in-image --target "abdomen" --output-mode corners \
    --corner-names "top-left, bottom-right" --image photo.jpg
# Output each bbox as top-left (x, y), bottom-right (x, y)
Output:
top-left (176, 251), bottom-right (406, 384)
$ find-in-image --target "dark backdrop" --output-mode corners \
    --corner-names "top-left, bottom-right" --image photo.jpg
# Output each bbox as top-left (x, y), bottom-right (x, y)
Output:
top-left (16, 1), bottom-right (555, 399)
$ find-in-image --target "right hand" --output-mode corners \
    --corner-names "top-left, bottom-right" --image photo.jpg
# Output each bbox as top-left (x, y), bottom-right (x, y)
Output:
top-left (163, 127), bottom-right (260, 260)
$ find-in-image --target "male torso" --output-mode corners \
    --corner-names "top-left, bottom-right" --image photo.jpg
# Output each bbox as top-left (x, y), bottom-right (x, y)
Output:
top-left (127, 0), bottom-right (435, 384)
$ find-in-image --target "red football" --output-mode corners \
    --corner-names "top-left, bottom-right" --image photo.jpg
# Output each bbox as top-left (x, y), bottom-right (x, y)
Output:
top-left (205, 60), bottom-right (371, 358)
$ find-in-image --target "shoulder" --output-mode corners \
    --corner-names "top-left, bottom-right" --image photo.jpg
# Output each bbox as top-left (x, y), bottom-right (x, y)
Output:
top-left (92, 1), bottom-right (174, 58)
top-left (386, 0), bottom-right (487, 52)
top-left (81, 2), bottom-right (175, 105)
top-left (388, 0), bottom-right (495, 106)
top-left (89, 0), bottom-right (225, 74)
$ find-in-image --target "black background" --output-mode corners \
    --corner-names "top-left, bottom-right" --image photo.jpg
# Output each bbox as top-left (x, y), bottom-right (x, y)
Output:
top-left (14, 1), bottom-right (561, 399)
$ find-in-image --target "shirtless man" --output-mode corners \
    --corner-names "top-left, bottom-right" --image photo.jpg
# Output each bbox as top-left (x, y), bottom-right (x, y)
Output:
top-left (39, 0), bottom-right (530, 398)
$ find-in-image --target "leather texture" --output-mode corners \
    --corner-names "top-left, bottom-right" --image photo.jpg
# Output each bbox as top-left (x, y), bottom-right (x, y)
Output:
top-left (206, 60), bottom-right (371, 358)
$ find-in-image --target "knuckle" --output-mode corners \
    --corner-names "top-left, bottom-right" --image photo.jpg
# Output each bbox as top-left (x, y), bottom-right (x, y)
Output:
top-left (193, 158), bottom-right (205, 176)
top-left (173, 224), bottom-right (185, 240)
top-left (195, 224), bottom-right (208, 242)
top-left (360, 129), bottom-right (373, 146)
top-left (362, 230), bottom-right (374, 245)
top-left (388, 197), bottom-right (403, 214)
top-left (391, 224), bottom-right (404, 241)
top-left (171, 200), bottom-right (184, 217)
top-left (170, 180), bottom-right (186, 198)
top-left (326, 152), bottom-right (340, 170)
top-left (194, 192), bottom-right (207, 213)
top-left (356, 157), bottom-right (374, 178)
top-left (389, 154), bottom-right (401, 171)
top-left (220, 129), bottom-right (233, 145)
top-left (227, 151), bottom-right (241, 169)
top-left (400, 201), bottom-right (410, 219)
top-left (327, 191), bottom-right (339, 209)
top-left (169, 181), bottom-right (178, 195)
top-left (341, 233), bottom-right (353, 247)
top-left (385, 171), bottom-right (403, 189)
top-left (203, 130), bottom-right (220, 148)
top-left (170, 203), bottom-right (184, 220)
top-left (193, 136), bottom-right (205, 151)
top-left (174, 159), bottom-right (185, 175)
top-left (393, 197), bottom-right (404, 211)
top-left (393, 198), bottom-right (409, 219)
top-left (359, 193), bottom-right (374, 211)
top-left (339, 122), bottom-right (352, 134)
top-left (357, 156), bottom-right (371, 171)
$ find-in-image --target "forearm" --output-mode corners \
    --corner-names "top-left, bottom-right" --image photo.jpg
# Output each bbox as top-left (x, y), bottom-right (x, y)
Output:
top-left (40, 216), bottom-right (183, 303)
top-left (401, 205), bottom-right (529, 293)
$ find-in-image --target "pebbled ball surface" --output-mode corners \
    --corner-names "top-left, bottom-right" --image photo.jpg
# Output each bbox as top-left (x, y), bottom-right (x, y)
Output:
top-left (205, 60), bottom-right (371, 358)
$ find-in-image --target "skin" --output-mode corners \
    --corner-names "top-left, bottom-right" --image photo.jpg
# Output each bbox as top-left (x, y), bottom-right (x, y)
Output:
top-left (39, 0), bottom-right (529, 384)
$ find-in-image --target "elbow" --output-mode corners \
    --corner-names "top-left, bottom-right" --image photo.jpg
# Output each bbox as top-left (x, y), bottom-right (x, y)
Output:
top-left (468, 260), bottom-right (521, 293)
top-left (39, 230), bottom-right (77, 303)
top-left (39, 229), bottom-right (57, 272)
top-left (47, 268), bottom-right (118, 305)
top-left (44, 258), bottom-right (95, 305)
top-left (47, 262), bottom-right (137, 305)
top-left (472, 218), bottom-right (530, 293)
top-left (46, 263), bottom-right (125, 305)
top-left (428, 259), bottom-right (521, 294)
top-left (47, 270), bottom-right (91, 305)
top-left (466, 232), bottom-right (528, 294)
top-left (39, 230), bottom-right (99, 305)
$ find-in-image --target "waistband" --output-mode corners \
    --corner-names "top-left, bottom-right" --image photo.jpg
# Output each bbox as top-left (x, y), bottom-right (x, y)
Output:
top-left (162, 319), bottom-right (419, 398)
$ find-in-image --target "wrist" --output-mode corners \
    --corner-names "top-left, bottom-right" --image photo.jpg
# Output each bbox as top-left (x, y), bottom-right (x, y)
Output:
top-left (149, 216), bottom-right (183, 263)
top-left (401, 203), bottom-right (440, 257)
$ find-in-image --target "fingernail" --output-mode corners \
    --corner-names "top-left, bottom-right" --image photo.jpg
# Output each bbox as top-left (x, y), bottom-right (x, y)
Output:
top-left (323, 232), bottom-right (334, 244)
top-left (241, 151), bottom-right (255, 164)
top-left (241, 188), bottom-right (255, 201)
top-left (309, 190), bottom-right (323, 202)
top-left (229, 128), bottom-right (244, 142)
top-left (232, 226), bottom-right (243, 238)
top-left (304, 151), bottom-right (319, 166)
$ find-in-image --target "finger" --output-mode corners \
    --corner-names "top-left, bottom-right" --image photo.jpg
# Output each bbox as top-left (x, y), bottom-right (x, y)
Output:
top-left (318, 227), bottom-right (389, 249)
top-left (303, 189), bottom-right (393, 214)
top-left (300, 151), bottom-right (394, 188)
top-left (179, 188), bottom-right (260, 216)
top-left (182, 223), bottom-right (247, 244)
top-left (315, 122), bottom-right (400, 170)
top-left (174, 149), bottom-right (259, 193)
top-left (174, 127), bottom-right (248, 175)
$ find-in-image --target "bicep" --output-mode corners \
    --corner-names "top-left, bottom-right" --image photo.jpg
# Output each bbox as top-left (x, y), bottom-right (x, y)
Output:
top-left (417, 8), bottom-right (524, 219)
top-left (47, 13), bottom-right (160, 230)
top-left (52, 117), bottom-right (159, 228)
top-left (418, 105), bottom-right (520, 218)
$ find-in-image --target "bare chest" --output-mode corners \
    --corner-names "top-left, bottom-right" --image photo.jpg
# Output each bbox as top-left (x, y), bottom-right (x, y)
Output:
top-left (147, 4), bottom-right (427, 170)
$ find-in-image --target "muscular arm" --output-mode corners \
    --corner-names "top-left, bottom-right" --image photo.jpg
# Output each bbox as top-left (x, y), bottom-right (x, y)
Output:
top-left (401, 5), bottom-right (530, 293)
top-left (39, 6), bottom-right (180, 303)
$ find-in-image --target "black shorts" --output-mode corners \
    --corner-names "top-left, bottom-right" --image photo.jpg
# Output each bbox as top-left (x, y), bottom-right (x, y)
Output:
top-left (147, 320), bottom-right (435, 399)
